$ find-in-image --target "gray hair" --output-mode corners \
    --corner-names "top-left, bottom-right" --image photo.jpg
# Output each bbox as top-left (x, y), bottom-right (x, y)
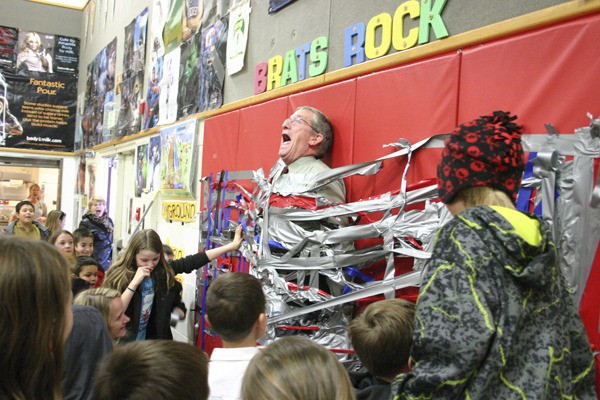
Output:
top-left (296, 106), bottom-right (334, 159)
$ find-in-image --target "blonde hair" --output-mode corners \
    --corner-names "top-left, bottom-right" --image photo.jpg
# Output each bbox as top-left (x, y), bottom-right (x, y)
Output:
top-left (46, 210), bottom-right (66, 238)
top-left (0, 236), bottom-right (71, 400)
top-left (88, 196), bottom-right (107, 215)
top-left (74, 287), bottom-right (121, 337)
top-left (28, 183), bottom-right (41, 195)
top-left (103, 229), bottom-right (175, 293)
top-left (241, 336), bottom-right (356, 400)
top-left (455, 186), bottom-right (515, 209)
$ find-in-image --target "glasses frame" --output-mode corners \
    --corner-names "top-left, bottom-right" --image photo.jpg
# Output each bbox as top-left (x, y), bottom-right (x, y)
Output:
top-left (288, 115), bottom-right (319, 133)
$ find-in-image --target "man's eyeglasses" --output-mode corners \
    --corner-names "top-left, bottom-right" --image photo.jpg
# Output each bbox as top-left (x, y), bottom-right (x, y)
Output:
top-left (287, 115), bottom-right (318, 133)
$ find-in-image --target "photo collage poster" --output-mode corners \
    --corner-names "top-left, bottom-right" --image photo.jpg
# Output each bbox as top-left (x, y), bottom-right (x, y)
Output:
top-left (0, 26), bottom-right (79, 150)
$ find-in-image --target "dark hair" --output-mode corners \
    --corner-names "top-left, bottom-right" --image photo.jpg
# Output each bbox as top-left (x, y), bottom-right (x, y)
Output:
top-left (73, 227), bottom-right (94, 245)
top-left (74, 256), bottom-right (101, 276)
top-left (92, 340), bottom-right (209, 400)
top-left (15, 200), bottom-right (34, 214)
top-left (350, 299), bottom-right (415, 379)
top-left (296, 106), bottom-right (334, 159)
top-left (162, 245), bottom-right (174, 256)
top-left (206, 272), bottom-right (265, 342)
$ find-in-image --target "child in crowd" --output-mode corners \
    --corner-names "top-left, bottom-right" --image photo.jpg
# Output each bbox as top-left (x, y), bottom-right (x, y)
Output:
top-left (74, 287), bottom-right (130, 343)
top-left (350, 298), bottom-right (415, 400)
top-left (0, 236), bottom-right (73, 399)
top-left (102, 226), bottom-right (243, 341)
top-left (45, 210), bottom-right (66, 239)
top-left (205, 272), bottom-right (266, 400)
top-left (241, 336), bottom-right (356, 400)
top-left (73, 227), bottom-right (94, 257)
top-left (74, 227), bottom-right (104, 286)
top-left (50, 229), bottom-right (76, 265)
top-left (72, 256), bottom-right (100, 290)
top-left (92, 340), bottom-right (209, 400)
top-left (163, 244), bottom-right (175, 262)
top-left (391, 111), bottom-right (597, 399)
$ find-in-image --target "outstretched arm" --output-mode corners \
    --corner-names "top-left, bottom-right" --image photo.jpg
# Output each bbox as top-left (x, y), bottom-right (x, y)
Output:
top-left (205, 225), bottom-right (244, 261)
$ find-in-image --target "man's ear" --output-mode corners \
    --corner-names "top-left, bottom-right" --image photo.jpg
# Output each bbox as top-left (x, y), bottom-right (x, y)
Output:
top-left (309, 133), bottom-right (324, 145)
top-left (204, 314), bottom-right (212, 328)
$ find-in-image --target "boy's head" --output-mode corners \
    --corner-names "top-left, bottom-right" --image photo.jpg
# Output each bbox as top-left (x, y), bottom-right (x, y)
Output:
top-left (206, 272), bottom-right (266, 344)
top-left (73, 256), bottom-right (100, 287)
top-left (93, 340), bottom-right (209, 400)
top-left (350, 298), bottom-right (416, 381)
top-left (163, 244), bottom-right (174, 262)
top-left (73, 227), bottom-right (94, 257)
top-left (437, 110), bottom-right (524, 205)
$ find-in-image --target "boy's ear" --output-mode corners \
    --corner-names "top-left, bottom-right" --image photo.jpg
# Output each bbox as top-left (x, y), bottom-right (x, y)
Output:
top-left (254, 313), bottom-right (267, 339)
top-left (204, 314), bottom-right (212, 328)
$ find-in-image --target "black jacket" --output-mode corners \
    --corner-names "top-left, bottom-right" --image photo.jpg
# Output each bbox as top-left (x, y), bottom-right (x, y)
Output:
top-left (123, 252), bottom-right (209, 341)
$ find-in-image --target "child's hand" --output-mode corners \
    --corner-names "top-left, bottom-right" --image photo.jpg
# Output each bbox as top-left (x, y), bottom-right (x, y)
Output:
top-left (231, 225), bottom-right (244, 250)
top-left (131, 267), bottom-right (152, 287)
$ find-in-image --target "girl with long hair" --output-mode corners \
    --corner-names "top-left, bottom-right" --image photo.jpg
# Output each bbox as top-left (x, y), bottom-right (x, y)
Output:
top-left (103, 226), bottom-right (242, 341)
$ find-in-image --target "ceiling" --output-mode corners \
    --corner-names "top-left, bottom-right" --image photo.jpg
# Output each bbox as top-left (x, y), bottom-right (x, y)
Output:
top-left (26, 0), bottom-right (87, 11)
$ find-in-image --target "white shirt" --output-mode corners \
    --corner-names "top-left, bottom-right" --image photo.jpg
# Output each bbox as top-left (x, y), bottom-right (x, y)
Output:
top-left (208, 347), bottom-right (260, 400)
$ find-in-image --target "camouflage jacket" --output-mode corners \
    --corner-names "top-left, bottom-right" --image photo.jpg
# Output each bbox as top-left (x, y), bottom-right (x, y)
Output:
top-left (392, 206), bottom-right (596, 399)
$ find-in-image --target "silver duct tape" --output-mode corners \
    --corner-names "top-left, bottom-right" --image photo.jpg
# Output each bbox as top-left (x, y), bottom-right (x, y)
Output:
top-left (267, 271), bottom-right (421, 324)
top-left (558, 126), bottom-right (600, 304)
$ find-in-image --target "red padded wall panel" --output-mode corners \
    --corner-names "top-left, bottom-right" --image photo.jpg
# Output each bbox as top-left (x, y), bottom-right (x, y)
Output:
top-left (236, 98), bottom-right (289, 173)
top-left (459, 13), bottom-right (600, 133)
top-left (351, 53), bottom-right (460, 201)
top-left (202, 111), bottom-right (240, 178)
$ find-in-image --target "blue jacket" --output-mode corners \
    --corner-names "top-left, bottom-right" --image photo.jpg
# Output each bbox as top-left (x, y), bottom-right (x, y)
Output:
top-left (79, 215), bottom-right (114, 270)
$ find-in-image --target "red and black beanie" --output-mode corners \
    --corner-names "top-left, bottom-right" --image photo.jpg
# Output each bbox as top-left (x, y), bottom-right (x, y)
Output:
top-left (437, 111), bottom-right (525, 204)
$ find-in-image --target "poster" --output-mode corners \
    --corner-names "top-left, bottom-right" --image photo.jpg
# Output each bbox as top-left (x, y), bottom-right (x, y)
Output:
top-left (136, 143), bottom-right (148, 197)
top-left (199, 17), bottom-right (227, 112)
top-left (183, 0), bottom-right (202, 42)
top-left (159, 47), bottom-right (180, 124)
top-left (226, 1), bottom-right (250, 75)
top-left (116, 72), bottom-right (143, 137)
top-left (0, 69), bottom-right (77, 151)
top-left (163, 0), bottom-right (184, 54)
top-left (82, 38), bottom-right (117, 147)
top-left (144, 56), bottom-right (162, 130)
top-left (177, 32), bottom-right (201, 119)
top-left (122, 8), bottom-right (148, 80)
top-left (159, 119), bottom-right (197, 198)
top-left (147, 135), bottom-right (161, 192)
top-left (149, 0), bottom-right (169, 61)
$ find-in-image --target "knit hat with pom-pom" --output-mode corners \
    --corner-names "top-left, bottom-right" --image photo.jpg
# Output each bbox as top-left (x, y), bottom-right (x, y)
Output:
top-left (437, 111), bottom-right (525, 204)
